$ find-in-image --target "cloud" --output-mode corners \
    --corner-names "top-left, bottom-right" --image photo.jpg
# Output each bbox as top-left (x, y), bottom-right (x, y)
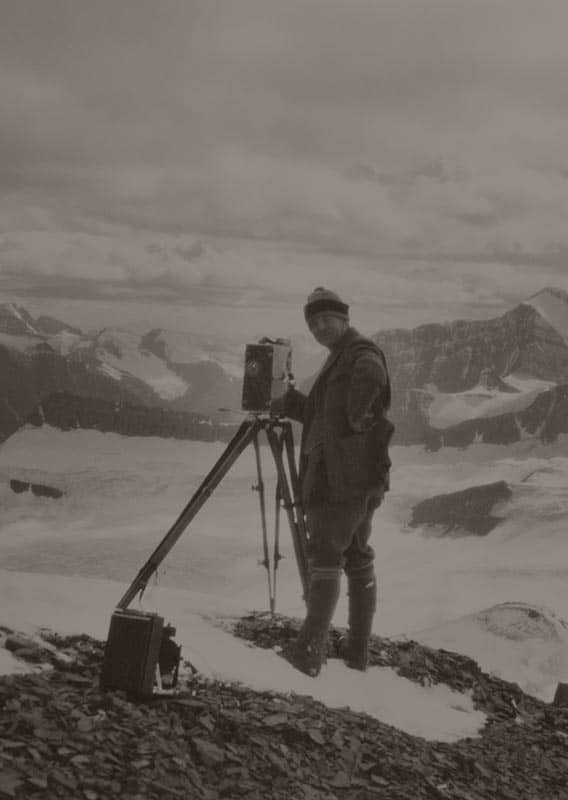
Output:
top-left (0, 226), bottom-right (563, 327)
top-left (1, 0), bottom-right (568, 323)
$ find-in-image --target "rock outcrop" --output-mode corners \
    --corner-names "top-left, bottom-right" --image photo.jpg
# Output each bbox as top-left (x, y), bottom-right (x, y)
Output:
top-left (9, 480), bottom-right (64, 499)
top-left (409, 481), bottom-right (513, 536)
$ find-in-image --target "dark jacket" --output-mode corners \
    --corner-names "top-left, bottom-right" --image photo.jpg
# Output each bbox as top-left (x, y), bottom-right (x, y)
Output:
top-left (285, 327), bottom-right (394, 502)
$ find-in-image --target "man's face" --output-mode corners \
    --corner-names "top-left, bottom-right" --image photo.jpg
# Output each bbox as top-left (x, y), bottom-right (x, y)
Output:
top-left (307, 312), bottom-right (348, 349)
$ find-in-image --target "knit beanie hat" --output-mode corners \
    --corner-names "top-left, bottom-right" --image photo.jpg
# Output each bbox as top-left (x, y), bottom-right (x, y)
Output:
top-left (304, 287), bottom-right (349, 323)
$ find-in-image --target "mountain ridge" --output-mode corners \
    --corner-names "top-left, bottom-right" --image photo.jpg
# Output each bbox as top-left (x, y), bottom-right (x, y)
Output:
top-left (1, 288), bottom-right (567, 448)
top-left (374, 289), bottom-right (568, 446)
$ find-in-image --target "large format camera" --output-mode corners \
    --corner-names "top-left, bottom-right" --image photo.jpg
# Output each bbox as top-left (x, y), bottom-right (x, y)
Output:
top-left (241, 337), bottom-right (292, 414)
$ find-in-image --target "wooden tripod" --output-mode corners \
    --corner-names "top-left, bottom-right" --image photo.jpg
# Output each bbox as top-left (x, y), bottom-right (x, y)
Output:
top-left (116, 415), bottom-right (309, 612)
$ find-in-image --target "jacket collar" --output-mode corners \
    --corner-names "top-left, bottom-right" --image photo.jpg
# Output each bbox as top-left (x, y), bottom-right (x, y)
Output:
top-left (315, 326), bottom-right (360, 382)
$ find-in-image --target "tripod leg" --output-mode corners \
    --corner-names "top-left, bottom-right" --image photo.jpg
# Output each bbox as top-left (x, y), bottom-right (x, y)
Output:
top-left (282, 422), bottom-right (302, 502)
top-left (272, 478), bottom-right (282, 615)
top-left (280, 423), bottom-right (310, 589)
top-left (117, 416), bottom-right (262, 609)
top-left (252, 432), bottom-right (275, 612)
top-left (281, 422), bottom-right (309, 566)
top-left (268, 433), bottom-right (285, 615)
top-left (265, 426), bottom-right (310, 603)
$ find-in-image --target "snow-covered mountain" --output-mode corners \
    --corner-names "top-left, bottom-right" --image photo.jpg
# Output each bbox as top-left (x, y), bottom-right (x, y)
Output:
top-left (524, 286), bottom-right (568, 346)
top-left (378, 287), bottom-right (568, 447)
top-left (0, 305), bottom-right (244, 443)
top-left (0, 303), bottom-right (39, 336)
top-left (1, 288), bottom-right (568, 448)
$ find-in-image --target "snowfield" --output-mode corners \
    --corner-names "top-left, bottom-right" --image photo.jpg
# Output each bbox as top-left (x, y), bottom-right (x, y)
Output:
top-left (95, 329), bottom-right (189, 401)
top-left (424, 373), bottom-right (557, 429)
top-left (0, 570), bottom-right (487, 743)
top-left (1, 426), bottom-right (568, 741)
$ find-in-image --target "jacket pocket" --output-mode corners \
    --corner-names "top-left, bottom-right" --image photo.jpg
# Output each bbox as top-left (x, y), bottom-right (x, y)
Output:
top-left (332, 434), bottom-right (371, 489)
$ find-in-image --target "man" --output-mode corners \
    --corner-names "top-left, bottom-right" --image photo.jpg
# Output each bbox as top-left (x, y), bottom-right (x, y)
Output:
top-left (278, 287), bottom-right (393, 677)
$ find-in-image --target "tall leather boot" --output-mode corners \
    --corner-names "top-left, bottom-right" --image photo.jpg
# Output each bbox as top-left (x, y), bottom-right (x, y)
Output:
top-left (344, 564), bottom-right (377, 671)
top-left (291, 568), bottom-right (341, 677)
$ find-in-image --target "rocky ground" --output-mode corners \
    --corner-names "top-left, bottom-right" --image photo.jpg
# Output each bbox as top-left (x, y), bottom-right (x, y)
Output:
top-left (1, 615), bottom-right (568, 800)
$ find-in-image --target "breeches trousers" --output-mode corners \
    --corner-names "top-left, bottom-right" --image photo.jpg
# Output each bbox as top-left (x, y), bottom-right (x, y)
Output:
top-left (305, 491), bottom-right (383, 575)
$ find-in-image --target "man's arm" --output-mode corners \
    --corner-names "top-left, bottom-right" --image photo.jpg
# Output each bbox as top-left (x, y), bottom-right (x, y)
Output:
top-left (270, 383), bottom-right (307, 422)
top-left (347, 352), bottom-right (388, 432)
top-left (282, 386), bottom-right (307, 423)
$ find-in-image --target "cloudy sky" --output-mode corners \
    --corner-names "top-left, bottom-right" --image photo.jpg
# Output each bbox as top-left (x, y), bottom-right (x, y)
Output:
top-left (1, 0), bottom-right (568, 338)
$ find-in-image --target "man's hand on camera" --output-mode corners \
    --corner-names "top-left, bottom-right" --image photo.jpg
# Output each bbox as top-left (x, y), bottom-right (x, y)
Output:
top-left (270, 396), bottom-right (287, 415)
top-left (270, 372), bottom-right (295, 415)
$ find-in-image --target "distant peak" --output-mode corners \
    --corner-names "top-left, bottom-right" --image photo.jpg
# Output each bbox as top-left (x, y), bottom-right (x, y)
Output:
top-left (0, 302), bottom-right (39, 335)
top-left (525, 286), bottom-right (568, 304)
top-left (1, 301), bottom-right (29, 317)
top-left (35, 315), bottom-right (82, 337)
top-left (522, 286), bottom-right (568, 345)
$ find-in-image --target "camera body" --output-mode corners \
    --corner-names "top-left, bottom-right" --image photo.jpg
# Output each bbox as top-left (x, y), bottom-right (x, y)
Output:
top-left (242, 338), bottom-right (292, 413)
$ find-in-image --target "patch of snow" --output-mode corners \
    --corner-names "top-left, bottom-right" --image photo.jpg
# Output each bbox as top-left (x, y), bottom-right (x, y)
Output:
top-left (96, 328), bottom-right (141, 353)
top-left (0, 570), bottom-right (486, 743)
top-left (97, 327), bottom-right (243, 379)
top-left (153, 330), bottom-right (245, 378)
top-left (0, 332), bottom-right (44, 352)
top-left (413, 602), bottom-right (568, 702)
top-left (97, 362), bottom-right (123, 381)
top-left (426, 373), bottom-right (556, 429)
top-left (96, 349), bottom-right (188, 400)
top-left (0, 646), bottom-right (39, 675)
top-left (6, 303), bottom-right (38, 334)
top-left (147, 330), bottom-right (210, 364)
top-left (46, 330), bottom-right (83, 356)
top-left (2, 427), bottom-right (568, 719)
